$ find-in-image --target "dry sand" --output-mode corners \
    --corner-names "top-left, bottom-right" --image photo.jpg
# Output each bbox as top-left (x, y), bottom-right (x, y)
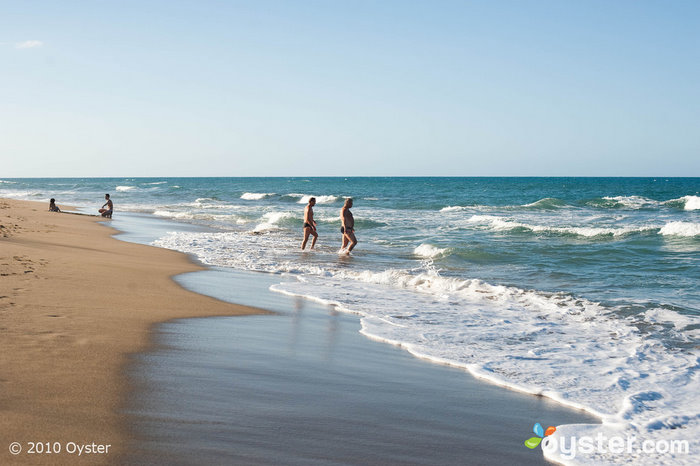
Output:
top-left (0, 199), bottom-right (265, 464)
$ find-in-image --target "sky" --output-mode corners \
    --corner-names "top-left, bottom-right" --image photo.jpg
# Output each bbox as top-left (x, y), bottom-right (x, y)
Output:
top-left (1, 0), bottom-right (699, 177)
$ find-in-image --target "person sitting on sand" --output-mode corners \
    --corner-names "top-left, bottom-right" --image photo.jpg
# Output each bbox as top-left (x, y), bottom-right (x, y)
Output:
top-left (48, 198), bottom-right (61, 212)
top-left (99, 194), bottom-right (113, 218)
top-left (340, 198), bottom-right (357, 253)
top-left (301, 197), bottom-right (318, 250)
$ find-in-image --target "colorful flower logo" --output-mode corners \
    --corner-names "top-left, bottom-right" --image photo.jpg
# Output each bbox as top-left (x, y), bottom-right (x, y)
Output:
top-left (524, 422), bottom-right (556, 449)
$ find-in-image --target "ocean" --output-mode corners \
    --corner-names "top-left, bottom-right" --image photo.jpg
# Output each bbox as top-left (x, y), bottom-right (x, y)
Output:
top-left (2, 176), bottom-right (698, 463)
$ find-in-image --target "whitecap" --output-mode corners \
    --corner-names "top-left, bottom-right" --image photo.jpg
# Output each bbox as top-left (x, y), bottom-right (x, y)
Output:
top-left (413, 243), bottom-right (448, 258)
top-left (440, 205), bottom-right (469, 212)
top-left (253, 212), bottom-right (296, 232)
top-left (665, 195), bottom-right (700, 211)
top-left (241, 192), bottom-right (274, 200)
top-left (297, 194), bottom-right (338, 204)
top-left (467, 215), bottom-right (656, 237)
top-left (602, 195), bottom-right (660, 209)
top-left (658, 221), bottom-right (700, 237)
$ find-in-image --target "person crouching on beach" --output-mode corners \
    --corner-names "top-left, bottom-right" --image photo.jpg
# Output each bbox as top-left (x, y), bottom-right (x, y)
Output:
top-left (340, 198), bottom-right (357, 254)
top-left (49, 198), bottom-right (61, 212)
top-left (99, 194), bottom-right (113, 218)
top-left (301, 197), bottom-right (318, 250)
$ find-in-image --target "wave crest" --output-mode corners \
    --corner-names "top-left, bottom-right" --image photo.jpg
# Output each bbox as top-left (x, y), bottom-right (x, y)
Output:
top-left (522, 197), bottom-right (567, 209)
top-left (253, 212), bottom-right (297, 233)
top-left (658, 221), bottom-right (700, 237)
top-left (467, 215), bottom-right (656, 238)
top-left (241, 192), bottom-right (274, 200)
top-left (413, 243), bottom-right (449, 258)
top-left (665, 195), bottom-right (700, 211)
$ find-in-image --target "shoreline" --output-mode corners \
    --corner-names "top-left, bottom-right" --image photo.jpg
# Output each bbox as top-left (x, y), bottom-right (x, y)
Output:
top-left (3, 188), bottom-right (692, 464)
top-left (0, 198), bottom-right (267, 464)
top-left (125, 267), bottom-right (601, 465)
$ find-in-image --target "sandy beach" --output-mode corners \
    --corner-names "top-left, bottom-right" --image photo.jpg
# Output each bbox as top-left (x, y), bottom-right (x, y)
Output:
top-left (0, 199), bottom-right (264, 464)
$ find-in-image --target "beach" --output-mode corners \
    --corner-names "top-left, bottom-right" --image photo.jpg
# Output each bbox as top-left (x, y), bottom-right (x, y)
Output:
top-left (0, 198), bottom-right (264, 464)
top-left (1, 176), bottom-right (697, 465)
top-left (125, 268), bottom-right (599, 465)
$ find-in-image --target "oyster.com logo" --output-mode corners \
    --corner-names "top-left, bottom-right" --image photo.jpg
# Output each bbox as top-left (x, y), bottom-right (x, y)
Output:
top-left (524, 422), bottom-right (556, 449)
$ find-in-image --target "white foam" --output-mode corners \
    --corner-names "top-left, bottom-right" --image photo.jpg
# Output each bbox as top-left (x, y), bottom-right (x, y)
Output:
top-left (413, 243), bottom-right (448, 258)
top-left (467, 215), bottom-right (656, 237)
top-left (643, 308), bottom-right (698, 330)
top-left (602, 196), bottom-right (660, 209)
top-left (153, 210), bottom-right (193, 219)
top-left (440, 205), bottom-right (468, 212)
top-left (297, 194), bottom-right (338, 204)
top-left (667, 195), bottom-right (700, 211)
top-left (252, 211), bottom-right (296, 232)
top-left (658, 221), bottom-right (700, 237)
top-left (184, 198), bottom-right (239, 210)
top-left (146, 181), bottom-right (168, 185)
top-left (151, 221), bottom-right (700, 465)
top-left (116, 185), bottom-right (135, 192)
top-left (152, 210), bottom-right (242, 223)
top-left (240, 192), bottom-right (274, 200)
top-left (0, 190), bottom-right (43, 198)
top-left (683, 195), bottom-right (700, 211)
top-left (272, 272), bottom-right (699, 466)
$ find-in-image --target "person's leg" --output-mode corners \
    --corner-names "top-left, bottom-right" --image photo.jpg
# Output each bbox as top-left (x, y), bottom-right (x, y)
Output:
top-left (346, 231), bottom-right (358, 252)
top-left (341, 228), bottom-right (349, 250)
top-left (301, 228), bottom-right (311, 249)
top-left (310, 229), bottom-right (318, 249)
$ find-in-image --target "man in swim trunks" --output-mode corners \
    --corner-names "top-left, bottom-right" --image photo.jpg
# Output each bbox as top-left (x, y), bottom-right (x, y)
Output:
top-left (340, 198), bottom-right (357, 253)
top-left (301, 197), bottom-right (318, 250)
top-left (99, 194), bottom-right (113, 218)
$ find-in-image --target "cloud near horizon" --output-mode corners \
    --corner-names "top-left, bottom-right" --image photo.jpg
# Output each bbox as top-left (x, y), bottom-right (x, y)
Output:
top-left (15, 40), bottom-right (43, 49)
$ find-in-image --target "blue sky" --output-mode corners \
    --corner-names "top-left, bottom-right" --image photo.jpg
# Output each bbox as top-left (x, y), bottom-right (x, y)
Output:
top-left (2, 0), bottom-right (699, 176)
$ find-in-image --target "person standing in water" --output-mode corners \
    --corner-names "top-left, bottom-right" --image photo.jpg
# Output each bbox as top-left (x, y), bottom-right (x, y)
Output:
top-left (99, 194), bottom-right (113, 218)
top-left (301, 197), bottom-right (318, 250)
top-left (340, 198), bottom-right (357, 253)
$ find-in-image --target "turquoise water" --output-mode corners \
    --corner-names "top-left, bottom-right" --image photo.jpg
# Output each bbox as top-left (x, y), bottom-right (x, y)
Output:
top-left (2, 177), bottom-right (699, 463)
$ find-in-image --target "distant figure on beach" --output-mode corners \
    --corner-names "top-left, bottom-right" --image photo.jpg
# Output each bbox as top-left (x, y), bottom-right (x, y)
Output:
top-left (340, 198), bottom-right (357, 254)
top-left (48, 198), bottom-right (61, 212)
top-left (99, 194), bottom-right (113, 218)
top-left (301, 197), bottom-right (318, 250)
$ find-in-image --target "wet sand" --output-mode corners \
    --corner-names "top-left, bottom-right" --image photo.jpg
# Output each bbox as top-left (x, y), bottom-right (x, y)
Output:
top-left (0, 199), bottom-right (264, 465)
top-left (126, 268), bottom-right (600, 465)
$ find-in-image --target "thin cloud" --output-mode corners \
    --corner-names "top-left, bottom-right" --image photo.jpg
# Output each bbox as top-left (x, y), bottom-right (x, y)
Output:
top-left (15, 40), bottom-right (43, 49)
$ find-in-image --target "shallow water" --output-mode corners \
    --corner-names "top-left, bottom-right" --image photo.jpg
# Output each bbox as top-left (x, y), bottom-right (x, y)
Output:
top-left (4, 176), bottom-right (699, 463)
top-left (124, 268), bottom-right (598, 465)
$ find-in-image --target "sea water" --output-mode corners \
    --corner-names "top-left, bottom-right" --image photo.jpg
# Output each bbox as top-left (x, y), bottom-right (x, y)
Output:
top-left (3, 177), bottom-right (698, 464)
